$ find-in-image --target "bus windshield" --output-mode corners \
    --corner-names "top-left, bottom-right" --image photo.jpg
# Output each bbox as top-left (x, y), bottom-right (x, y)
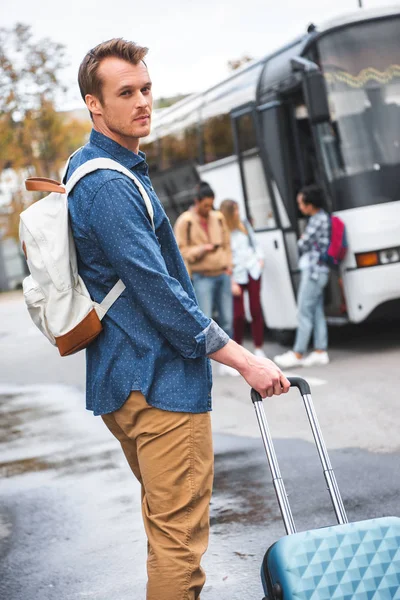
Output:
top-left (316, 17), bottom-right (400, 211)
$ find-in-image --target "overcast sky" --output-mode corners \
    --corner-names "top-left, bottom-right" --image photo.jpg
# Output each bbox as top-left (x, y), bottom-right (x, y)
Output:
top-left (2, 0), bottom-right (392, 109)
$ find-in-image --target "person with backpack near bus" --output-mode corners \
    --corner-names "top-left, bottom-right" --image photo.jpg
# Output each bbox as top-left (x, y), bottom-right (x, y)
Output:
top-left (219, 199), bottom-right (266, 358)
top-left (28, 38), bottom-right (290, 600)
top-left (274, 184), bottom-right (331, 368)
top-left (174, 181), bottom-right (238, 376)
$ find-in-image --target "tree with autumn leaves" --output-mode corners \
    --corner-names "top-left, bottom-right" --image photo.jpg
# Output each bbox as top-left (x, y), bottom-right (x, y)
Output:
top-left (0, 24), bottom-right (90, 241)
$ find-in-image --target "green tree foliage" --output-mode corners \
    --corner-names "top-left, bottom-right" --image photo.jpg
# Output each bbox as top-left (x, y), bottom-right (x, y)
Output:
top-left (0, 23), bottom-right (90, 240)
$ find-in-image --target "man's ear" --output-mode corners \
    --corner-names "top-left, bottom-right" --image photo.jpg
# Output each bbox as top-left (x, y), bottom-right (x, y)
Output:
top-left (85, 94), bottom-right (102, 116)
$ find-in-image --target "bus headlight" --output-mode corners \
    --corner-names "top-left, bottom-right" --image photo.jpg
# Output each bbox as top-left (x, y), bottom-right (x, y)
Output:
top-left (379, 248), bottom-right (400, 264)
top-left (356, 247), bottom-right (400, 268)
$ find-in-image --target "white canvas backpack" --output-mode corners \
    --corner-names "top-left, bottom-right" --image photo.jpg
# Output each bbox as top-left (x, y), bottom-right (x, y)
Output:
top-left (19, 157), bottom-right (155, 356)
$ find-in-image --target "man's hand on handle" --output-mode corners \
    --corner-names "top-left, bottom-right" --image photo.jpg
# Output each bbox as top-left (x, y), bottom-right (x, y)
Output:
top-left (209, 339), bottom-right (290, 398)
top-left (240, 353), bottom-right (290, 398)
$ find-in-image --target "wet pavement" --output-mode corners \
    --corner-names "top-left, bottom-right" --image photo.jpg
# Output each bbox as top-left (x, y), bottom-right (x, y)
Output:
top-left (1, 292), bottom-right (400, 599)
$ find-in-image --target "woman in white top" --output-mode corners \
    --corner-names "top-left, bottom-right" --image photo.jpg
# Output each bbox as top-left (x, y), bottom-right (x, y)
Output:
top-left (220, 200), bottom-right (265, 357)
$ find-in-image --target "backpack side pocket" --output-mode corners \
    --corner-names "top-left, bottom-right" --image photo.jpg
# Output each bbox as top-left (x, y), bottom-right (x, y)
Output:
top-left (22, 275), bottom-right (55, 344)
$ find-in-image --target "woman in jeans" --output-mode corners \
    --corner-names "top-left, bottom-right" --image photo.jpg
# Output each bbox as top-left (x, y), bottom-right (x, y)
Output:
top-left (220, 199), bottom-right (266, 357)
top-left (274, 184), bottom-right (331, 368)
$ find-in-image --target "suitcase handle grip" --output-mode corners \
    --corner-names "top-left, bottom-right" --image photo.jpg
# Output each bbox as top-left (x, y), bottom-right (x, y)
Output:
top-left (251, 377), bottom-right (311, 403)
top-left (251, 377), bottom-right (348, 535)
top-left (286, 376), bottom-right (311, 396)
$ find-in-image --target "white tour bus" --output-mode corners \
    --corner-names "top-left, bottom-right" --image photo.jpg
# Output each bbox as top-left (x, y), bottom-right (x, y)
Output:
top-left (142, 6), bottom-right (400, 343)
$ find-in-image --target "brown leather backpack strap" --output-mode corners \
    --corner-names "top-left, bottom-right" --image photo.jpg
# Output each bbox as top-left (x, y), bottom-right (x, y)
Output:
top-left (25, 177), bottom-right (66, 194)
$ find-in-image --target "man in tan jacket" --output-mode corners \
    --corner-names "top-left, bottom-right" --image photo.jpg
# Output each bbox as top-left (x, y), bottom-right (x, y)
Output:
top-left (174, 182), bottom-right (237, 375)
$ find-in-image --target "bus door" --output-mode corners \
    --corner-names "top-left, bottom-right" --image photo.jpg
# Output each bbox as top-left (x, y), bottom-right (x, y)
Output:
top-left (230, 103), bottom-right (298, 333)
top-left (280, 90), bottom-right (348, 323)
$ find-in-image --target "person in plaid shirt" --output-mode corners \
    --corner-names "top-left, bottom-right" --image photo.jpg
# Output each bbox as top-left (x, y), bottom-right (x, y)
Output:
top-left (274, 185), bottom-right (331, 368)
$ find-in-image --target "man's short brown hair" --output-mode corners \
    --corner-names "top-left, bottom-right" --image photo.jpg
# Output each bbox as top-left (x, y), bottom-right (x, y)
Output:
top-left (78, 38), bottom-right (148, 104)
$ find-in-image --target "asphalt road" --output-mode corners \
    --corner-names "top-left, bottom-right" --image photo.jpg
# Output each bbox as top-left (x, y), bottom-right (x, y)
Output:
top-left (1, 291), bottom-right (400, 600)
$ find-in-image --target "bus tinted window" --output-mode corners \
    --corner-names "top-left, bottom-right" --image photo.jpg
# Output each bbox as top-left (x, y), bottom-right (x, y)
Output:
top-left (160, 126), bottom-right (199, 170)
top-left (141, 141), bottom-right (160, 172)
top-left (237, 113), bottom-right (257, 152)
top-left (243, 154), bottom-right (276, 230)
top-left (203, 113), bottom-right (234, 163)
top-left (198, 63), bottom-right (264, 165)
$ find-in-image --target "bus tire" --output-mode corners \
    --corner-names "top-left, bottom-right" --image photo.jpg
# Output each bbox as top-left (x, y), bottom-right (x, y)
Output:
top-left (272, 328), bottom-right (295, 347)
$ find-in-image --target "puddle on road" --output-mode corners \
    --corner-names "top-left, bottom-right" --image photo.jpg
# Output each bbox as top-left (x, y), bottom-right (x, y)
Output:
top-left (0, 449), bottom-right (119, 478)
top-left (1, 392), bottom-right (120, 478)
top-left (0, 457), bottom-right (50, 477)
top-left (210, 449), bottom-right (278, 529)
top-left (0, 393), bottom-right (62, 444)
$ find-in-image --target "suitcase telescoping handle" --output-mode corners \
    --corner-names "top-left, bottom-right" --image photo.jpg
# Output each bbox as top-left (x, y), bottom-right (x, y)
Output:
top-left (251, 377), bottom-right (348, 535)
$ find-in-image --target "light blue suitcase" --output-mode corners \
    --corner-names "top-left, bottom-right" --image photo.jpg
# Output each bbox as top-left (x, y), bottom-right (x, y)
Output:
top-left (252, 377), bottom-right (400, 600)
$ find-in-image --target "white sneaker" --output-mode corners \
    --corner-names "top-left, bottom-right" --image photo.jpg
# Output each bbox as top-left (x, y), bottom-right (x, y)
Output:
top-left (302, 351), bottom-right (330, 367)
top-left (273, 350), bottom-right (304, 369)
top-left (254, 348), bottom-right (266, 358)
top-left (219, 364), bottom-right (240, 377)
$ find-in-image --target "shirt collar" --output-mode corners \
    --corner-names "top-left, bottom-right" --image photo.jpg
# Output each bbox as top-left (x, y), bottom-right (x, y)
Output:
top-left (89, 129), bottom-right (146, 170)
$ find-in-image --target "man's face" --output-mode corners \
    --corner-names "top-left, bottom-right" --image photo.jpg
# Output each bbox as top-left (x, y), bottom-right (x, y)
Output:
top-left (87, 57), bottom-right (153, 151)
top-left (197, 197), bottom-right (214, 218)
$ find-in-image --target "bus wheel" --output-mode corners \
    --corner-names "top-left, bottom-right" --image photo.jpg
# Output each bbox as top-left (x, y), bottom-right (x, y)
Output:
top-left (272, 329), bottom-right (295, 347)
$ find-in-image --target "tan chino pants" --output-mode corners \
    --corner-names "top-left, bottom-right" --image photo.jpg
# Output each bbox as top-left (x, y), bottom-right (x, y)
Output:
top-left (102, 391), bottom-right (214, 600)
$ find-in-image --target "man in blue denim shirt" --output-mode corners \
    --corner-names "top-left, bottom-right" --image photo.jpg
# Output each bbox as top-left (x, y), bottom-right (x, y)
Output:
top-left (69, 39), bottom-right (289, 600)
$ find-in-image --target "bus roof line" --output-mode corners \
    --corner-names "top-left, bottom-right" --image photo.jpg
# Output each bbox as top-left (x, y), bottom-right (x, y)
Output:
top-left (301, 5), bottom-right (400, 56)
top-left (149, 5), bottom-right (399, 131)
top-left (150, 33), bottom-right (309, 133)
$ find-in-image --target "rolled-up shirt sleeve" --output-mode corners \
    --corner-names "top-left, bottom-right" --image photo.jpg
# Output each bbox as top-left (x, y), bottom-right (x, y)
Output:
top-left (89, 177), bottom-right (229, 359)
top-left (201, 320), bottom-right (230, 354)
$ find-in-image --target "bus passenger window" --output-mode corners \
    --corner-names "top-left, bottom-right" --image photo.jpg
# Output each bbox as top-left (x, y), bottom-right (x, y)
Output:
top-left (141, 140), bottom-right (160, 173)
top-left (246, 171), bottom-right (277, 231)
top-left (160, 127), bottom-right (200, 170)
top-left (203, 114), bottom-right (234, 163)
top-left (161, 134), bottom-right (184, 169)
top-left (235, 112), bottom-right (276, 230)
top-left (184, 126), bottom-right (200, 164)
top-left (237, 113), bottom-right (257, 152)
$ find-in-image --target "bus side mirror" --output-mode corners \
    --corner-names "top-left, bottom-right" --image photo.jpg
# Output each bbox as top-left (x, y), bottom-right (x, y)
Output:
top-left (302, 71), bottom-right (331, 124)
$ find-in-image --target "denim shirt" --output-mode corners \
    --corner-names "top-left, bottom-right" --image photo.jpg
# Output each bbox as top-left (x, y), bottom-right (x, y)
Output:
top-left (66, 130), bottom-right (229, 415)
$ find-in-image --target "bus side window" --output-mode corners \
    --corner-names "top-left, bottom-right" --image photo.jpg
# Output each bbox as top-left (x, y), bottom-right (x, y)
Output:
top-left (237, 113), bottom-right (257, 151)
top-left (236, 112), bottom-right (276, 231)
top-left (140, 140), bottom-right (160, 173)
top-left (160, 127), bottom-right (200, 170)
top-left (161, 134), bottom-right (183, 170)
top-left (203, 114), bottom-right (234, 163)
